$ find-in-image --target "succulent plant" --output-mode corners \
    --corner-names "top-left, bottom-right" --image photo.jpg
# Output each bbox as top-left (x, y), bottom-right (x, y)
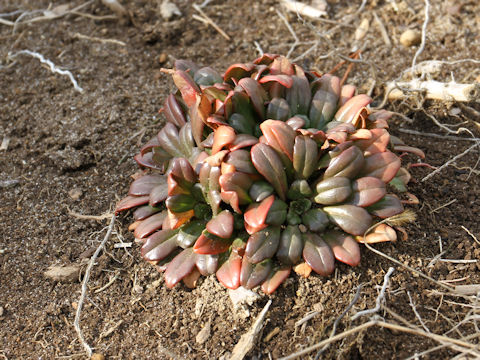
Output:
top-left (116, 54), bottom-right (424, 294)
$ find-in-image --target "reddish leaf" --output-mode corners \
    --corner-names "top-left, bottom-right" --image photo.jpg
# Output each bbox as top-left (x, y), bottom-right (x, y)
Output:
top-left (216, 249), bottom-right (242, 290)
top-left (314, 177), bottom-right (352, 205)
top-left (149, 183), bottom-right (168, 206)
top-left (286, 75), bottom-right (311, 115)
top-left (292, 135), bottom-right (319, 180)
top-left (228, 134), bottom-right (259, 151)
top-left (261, 266), bottom-right (291, 294)
top-left (339, 84), bottom-right (356, 106)
top-left (198, 163), bottom-right (222, 215)
top-left (251, 143), bottom-right (288, 200)
top-left (240, 258), bottom-right (272, 289)
top-left (224, 150), bottom-right (258, 175)
top-left (354, 128), bottom-right (390, 156)
top-left (334, 94), bottom-right (372, 124)
top-left (134, 152), bottom-right (163, 170)
top-left (324, 145), bottom-right (364, 179)
top-left (244, 195), bottom-right (274, 235)
top-left (302, 233), bottom-right (335, 276)
top-left (167, 157), bottom-right (197, 196)
top-left (164, 248), bottom-right (197, 288)
top-left (367, 195), bottom-right (404, 219)
top-left (348, 177), bottom-right (386, 207)
top-left (238, 77), bottom-right (268, 120)
top-left (324, 230), bottom-right (360, 266)
top-left (260, 120), bottom-right (296, 161)
top-left (133, 205), bottom-right (161, 221)
top-left (245, 226), bottom-right (281, 264)
top-left (176, 220), bottom-right (205, 248)
top-left (157, 122), bottom-right (183, 158)
top-left (115, 195), bottom-right (149, 213)
top-left (172, 70), bottom-right (201, 107)
top-left (163, 94), bottom-right (186, 127)
top-left (270, 56), bottom-right (294, 75)
top-left (360, 151), bottom-right (401, 183)
top-left (223, 63), bottom-right (256, 83)
top-left (259, 74), bottom-right (293, 88)
top-left (141, 229), bottom-right (179, 262)
top-left (167, 209), bottom-right (195, 229)
top-left (134, 211), bottom-right (168, 239)
top-left (323, 205), bottom-right (372, 236)
top-left (219, 172), bottom-right (253, 212)
top-left (212, 125), bottom-right (236, 154)
top-left (267, 97), bottom-right (291, 121)
top-left (393, 145), bottom-right (426, 159)
top-left (356, 224), bottom-right (397, 243)
top-left (190, 93), bottom-right (212, 147)
top-left (193, 233), bottom-right (231, 255)
top-left (206, 210), bottom-right (234, 239)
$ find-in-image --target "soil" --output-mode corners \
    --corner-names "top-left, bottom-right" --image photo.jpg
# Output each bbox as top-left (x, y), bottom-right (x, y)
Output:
top-left (1, 1), bottom-right (479, 359)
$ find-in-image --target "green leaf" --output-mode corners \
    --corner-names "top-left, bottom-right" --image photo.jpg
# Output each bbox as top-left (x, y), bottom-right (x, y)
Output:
top-left (198, 163), bottom-right (221, 216)
top-left (193, 67), bottom-right (223, 86)
top-left (286, 75), bottom-right (311, 115)
top-left (167, 157), bottom-right (197, 195)
top-left (314, 177), bottom-right (352, 205)
top-left (249, 181), bottom-right (274, 202)
top-left (238, 77), bottom-right (268, 120)
top-left (323, 205), bottom-right (372, 236)
top-left (228, 113), bottom-right (254, 135)
top-left (287, 180), bottom-right (313, 200)
top-left (265, 199), bottom-right (288, 226)
top-left (157, 123), bottom-right (184, 158)
top-left (240, 258), bottom-right (272, 289)
top-left (166, 194), bottom-right (196, 213)
top-left (293, 135), bottom-right (319, 180)
top-left (177, 220), bottom-right (206, 248)
top-left (251, 143), bottom-right (288, 201)
top-left (302, 208), bottom-right (330, 232)
top-left (225, 150), bottom-right (258, 175)
top-left (309, 74), bottom-right (341, 129)
top-left (276, 225), bottom-right (303, 265)
top-left (245, 226), bottom-right (281, 264)
top-left (302, 233), bottom-right (335, 276)
top-left (267, 97), bottom-right (291, 121)
top-left (163, 94), bottom-right (187, 127)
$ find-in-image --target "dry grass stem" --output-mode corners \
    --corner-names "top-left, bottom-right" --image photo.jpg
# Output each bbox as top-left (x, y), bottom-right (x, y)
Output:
top-left (430, 199), bottom-right (457, 213)
top-left (7, 50), bottom-right (84, 93)
top-left (68, 209), bottom-right (114, 221)
top-left (398, 129), bottom-right (480, 142)
top-left (192, 4), bottom-right (230, 41)
top-left (461, 226), bottom-right (480, 245)
top-left (351, 267), bottom-right (394, 320)
top-left (372, 11), bottom-right (391, 47)
top-left (407, 291), bottom-right (430, 332)
top-left (72, 32), bottom-right (126, 46)
top-left (411, 0), bottom-right (430, 76)
top-left (74, 214), bottom-right (116, 357)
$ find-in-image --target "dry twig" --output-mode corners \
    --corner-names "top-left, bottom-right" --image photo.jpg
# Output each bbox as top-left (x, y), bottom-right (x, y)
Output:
top-left (192, 4), bottom-right (230, 41)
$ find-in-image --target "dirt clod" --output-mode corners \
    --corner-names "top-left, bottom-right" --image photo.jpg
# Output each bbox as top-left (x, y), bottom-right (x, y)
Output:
top-left (400, 29), bottom-right (421, 47)
top-left (44, 265), bottom-right (81, 282)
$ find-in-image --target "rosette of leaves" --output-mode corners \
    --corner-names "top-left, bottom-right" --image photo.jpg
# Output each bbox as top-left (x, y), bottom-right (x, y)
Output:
top-left (116, 54), bottom-right (424, 293)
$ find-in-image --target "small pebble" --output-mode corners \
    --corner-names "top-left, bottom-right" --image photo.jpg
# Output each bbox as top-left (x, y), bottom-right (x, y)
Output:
top-left (44, 265), bottom-right (81, 282)
top-left (91, 354), bottom-right (105, 360)
top-left (195, 319), bottom-right (211, 344)
top-left (158, 53), bottom-right (168, 64)
top-left (68, 188), bottom-right (83, 201)
top-left (400, 29), bottom-right (421, 47)
top-left (0, 306), bottom-right (4, 317)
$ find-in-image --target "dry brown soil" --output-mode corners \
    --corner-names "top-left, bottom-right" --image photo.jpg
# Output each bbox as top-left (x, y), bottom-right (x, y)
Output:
top-left (1, 0), bottom-right (479, 359)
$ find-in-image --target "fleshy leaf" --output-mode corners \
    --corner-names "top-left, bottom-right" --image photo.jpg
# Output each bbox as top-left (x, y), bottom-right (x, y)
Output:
top-left (149, 183), bottom-right (169, 207)
top-left (314, 177), bottom-right (352, 205)
top-left (224, 150), bottom-right (258, 175)
top-left (287, 179), bottom-right (313, 200)
top-left (339, 84), bottom-right (356, 106)
top-left (219, 172), bottom-right (253, 212)
top-left (189, 93), bottom-right (212, 147)
top-left (354, 128), bottom-right (390, 156)
top-left (261, 266), bottom-right (291, 294)
top-left (286, 75), bottom-right (311, 115)
top-left (167, 209), bottom-right (195, 229)
top-left (194, 66), bottom-right (223, 86)
top-left (115, 195), bottom-right (149, 213)
top-left (177, 220), bottom-right (206, 248)
top-left (302, 208), bottom-right (330, 232)
top-left (216, 249), bottom-right (242, 290)
top-left (367, 195), bottom-right (404, 218)
top-left (251, 143), bottom-right (288, 201)
top-left (259, 74), bottom-right (293, 88)
top-left (196, 254), bottom-right (219, 276)
top-left (134, 211), bottom-right (168, 239)
top-left (163, 94), bottom-right (187, 127)
top-left (360, 151), bottom-right (401, 183)
top-left (193, 233), bottom-right (232, 255)
top-left (172, 70), bottom-right (201, 107)
top-left (249, 181), bottom-right (274, 202)
top-left (245, 226), bottom-right (281, 264)
top-left (324, 230), bottom-right (360, 266)
top-left (240, 258), bottom-right (272, 289)
top-left (276, 225), bottom-right (303, 265)
top-left (265, 199), bottom-right (288, 226)
top-left (141, 229), bottom-right (179, 262)
top-left (323, 205), bottom-right (372, 236)
top-left (212, 125), bottom-right (236, 154)
top-left (260, 120), bottom-right (296, 161)
top-left (348, 177), bottom-right (386, 207)
top-left (199, 163), bottom-right (221, 215)
top-left (133, 205), bottom-right (161, 221)
top-left (309, 74), bottom-right (341, 129)
top-left (223, 62), bottom-right (256, 83)
top-left (389, 167), bottom-right (411, 192)
top-left (293, 135), bottom-right (319, 179)
top-left (157, 123), bottom-right (184, 158)
top-left (164, 248), bottom-right (197, 288)
top-left (206, 210), bottom-right (234, 239)
top-left (393, 145), bottom-right (426, 159)
top-left (334, 94), bottom-right (372, 125)
top-left (356, 223), bottom-right (397, 243)
top-left (267, 97), bottom-right (291, 121)
top-left (129, 174), bottom-right (166, 196)
top-left (166, 194), bottom-right (196, 213)
top-left (324, 144), bottom-right (364, 179)
top-left (244, 195), bottom-right (274, 234)
top-left (238, 77), bottom-right (268, 120)
top-left (302, 233), bottom-right (335, 276)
